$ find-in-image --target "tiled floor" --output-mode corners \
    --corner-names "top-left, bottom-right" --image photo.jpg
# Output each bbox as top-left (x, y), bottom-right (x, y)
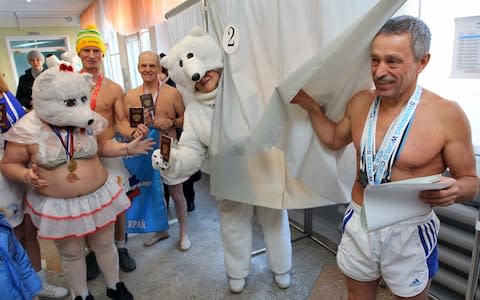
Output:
top-left (39, 174), bottom-right (395, 299)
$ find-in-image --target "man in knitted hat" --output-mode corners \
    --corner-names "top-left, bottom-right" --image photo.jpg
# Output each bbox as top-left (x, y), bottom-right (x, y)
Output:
top-left (76, 24), bottom-right (145, 280)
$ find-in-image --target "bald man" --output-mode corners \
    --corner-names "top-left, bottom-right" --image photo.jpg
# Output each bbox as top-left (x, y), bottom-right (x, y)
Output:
top-left (124, 51), bottom-right (191, 251)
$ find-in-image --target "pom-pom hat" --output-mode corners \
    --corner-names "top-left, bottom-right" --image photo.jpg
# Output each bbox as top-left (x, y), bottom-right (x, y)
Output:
top-left (76, 24), bottom-right (107, 55)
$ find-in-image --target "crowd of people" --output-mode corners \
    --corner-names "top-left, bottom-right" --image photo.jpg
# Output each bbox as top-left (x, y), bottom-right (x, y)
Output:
top-left (0, 14), bottom-right (478, 300)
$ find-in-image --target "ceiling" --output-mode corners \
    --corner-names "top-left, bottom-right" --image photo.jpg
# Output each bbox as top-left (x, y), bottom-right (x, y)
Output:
top-left (0, 0), bottom-right (93, 28)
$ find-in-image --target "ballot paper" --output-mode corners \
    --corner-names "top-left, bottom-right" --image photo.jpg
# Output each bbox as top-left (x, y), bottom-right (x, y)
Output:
top-left (361, 174), bottom-right (448, 232)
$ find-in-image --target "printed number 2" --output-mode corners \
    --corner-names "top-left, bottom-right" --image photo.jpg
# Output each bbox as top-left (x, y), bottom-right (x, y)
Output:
top-left (223, 24), bottom-right (239, 54)
top-left (227, 26), bottom-right (235, 47)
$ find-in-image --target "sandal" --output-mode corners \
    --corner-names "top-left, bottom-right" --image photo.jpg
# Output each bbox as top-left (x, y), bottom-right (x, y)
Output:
top-left (143, 232), bottom-right (170, 247)
top-left (179, 236), bottom-right (191, 251)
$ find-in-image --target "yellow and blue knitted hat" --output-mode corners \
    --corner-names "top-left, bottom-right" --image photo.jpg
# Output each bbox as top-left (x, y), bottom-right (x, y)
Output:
top-left (76, 25), bottom-right (107, 55)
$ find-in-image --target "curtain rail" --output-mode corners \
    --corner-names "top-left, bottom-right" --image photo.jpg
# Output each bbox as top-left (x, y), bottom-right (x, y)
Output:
top-left (165, 0), bottom-right (202, 19)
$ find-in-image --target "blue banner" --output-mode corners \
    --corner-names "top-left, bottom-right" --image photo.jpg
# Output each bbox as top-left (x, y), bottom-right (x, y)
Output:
top-left (120, 129), bottom-right (169, 233)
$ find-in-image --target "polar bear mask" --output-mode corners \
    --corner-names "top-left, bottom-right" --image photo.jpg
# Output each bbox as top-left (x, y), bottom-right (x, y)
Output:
top-left (32, 63), bottom-right (96, 128)
top-left (161, 26), bottom-right (223, 99)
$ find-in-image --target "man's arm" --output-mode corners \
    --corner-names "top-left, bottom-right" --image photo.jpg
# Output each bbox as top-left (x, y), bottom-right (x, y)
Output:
top-left (291, 89), bottom-right (353, 150)
top-left (0, 142), bottom-right (47, 190)
top-left (153, 88), bottom-right (184, 132)
top-left (113, 85), bottom-right (133, 138)
top-left (172, 89), bottom-right (185, 128)
top-left (97, 135), bottom-right (155, 157)
top-left (421, 101), bottom-right (479, 205)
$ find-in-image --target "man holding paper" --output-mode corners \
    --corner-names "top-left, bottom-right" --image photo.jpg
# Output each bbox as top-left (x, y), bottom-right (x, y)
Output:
top-left (124, 51), bottom-right (191, 251)
top-left (292, 15), bottom-right (479, 300)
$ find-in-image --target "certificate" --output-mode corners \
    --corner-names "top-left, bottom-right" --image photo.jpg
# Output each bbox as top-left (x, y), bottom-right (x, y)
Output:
top-left (361, 174), bottom-right (448, 232)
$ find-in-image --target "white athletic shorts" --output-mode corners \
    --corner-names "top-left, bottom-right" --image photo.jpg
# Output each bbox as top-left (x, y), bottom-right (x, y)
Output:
top-left (336, 201), bottom-right (440, 297)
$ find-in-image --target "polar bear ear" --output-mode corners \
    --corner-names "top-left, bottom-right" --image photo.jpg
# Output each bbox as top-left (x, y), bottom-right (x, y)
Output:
top-left (160, 55), bottom-right (168, 69)
top-left (79, 72), bottom-right (95, 88)
top-left (46, 55), bottom-right (61, 68)
top-left (189, 25), bottom-right (205, 37)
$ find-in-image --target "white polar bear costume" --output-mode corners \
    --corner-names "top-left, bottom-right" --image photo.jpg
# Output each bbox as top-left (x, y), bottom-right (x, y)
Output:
top-left (153, 26), bottom-right (292, 291)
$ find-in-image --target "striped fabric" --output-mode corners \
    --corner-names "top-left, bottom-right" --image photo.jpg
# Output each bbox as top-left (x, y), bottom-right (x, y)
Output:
top-left (342, 206), bottom-right (354, 233)
top-left (418, 218), bottom-right (438, 257)
top-left (1, 91), bottom-right (26, 133)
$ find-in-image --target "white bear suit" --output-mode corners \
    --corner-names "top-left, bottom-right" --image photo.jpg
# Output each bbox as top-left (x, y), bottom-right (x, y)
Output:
top-left (154, 27), bottom-right (292, 286)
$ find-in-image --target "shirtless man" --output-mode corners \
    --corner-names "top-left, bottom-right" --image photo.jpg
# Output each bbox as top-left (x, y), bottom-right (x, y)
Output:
top-left (76, 25), bottom-right (144, 278)
top-left (124, 51), bottom-right (191, 251)
top-left (292, 15), bottom-right (479, 299)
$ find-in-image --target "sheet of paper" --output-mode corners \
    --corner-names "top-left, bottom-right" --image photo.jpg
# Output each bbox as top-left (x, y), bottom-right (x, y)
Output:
top-left (361, 174), bottom-right (448, 232)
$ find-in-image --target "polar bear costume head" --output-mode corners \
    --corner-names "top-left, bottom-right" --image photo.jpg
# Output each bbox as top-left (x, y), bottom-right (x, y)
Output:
top-left (161, 26), bottom-right (223, 102)
top-left (32, 60), bottom-right (95, 128)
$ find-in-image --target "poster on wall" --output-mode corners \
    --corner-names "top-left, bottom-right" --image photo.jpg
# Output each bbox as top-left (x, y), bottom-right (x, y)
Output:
top-left (451, 16), bottom-right (480, 79)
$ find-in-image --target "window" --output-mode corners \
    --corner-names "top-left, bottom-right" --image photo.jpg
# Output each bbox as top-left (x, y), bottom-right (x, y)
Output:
top-left (103, 22), bottom-right (125, 90)
top-left (6, 36), bottom-right (68, 85)
top-left (126, 29), bottom-right (152, 89)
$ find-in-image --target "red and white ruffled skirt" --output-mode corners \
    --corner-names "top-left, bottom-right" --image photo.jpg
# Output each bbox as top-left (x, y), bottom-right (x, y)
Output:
top-left (25, 175), bottom-right (130, 240)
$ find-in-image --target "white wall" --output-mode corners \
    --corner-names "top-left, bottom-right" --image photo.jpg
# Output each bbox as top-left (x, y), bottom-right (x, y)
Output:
top-left (403, 0), bottom-right (480, 150)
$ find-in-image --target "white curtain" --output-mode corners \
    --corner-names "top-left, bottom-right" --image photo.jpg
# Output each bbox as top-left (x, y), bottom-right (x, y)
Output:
top-left (166, 0), bottom-right (206, 106)
top-left (166, 0), bottom-right (206, 45)
top-left (205, 0), bottom-right (407, 208)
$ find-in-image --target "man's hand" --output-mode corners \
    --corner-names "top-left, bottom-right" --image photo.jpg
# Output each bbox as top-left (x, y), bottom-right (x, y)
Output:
top-left (126, 135), bottom-right (155, 156)
top-left (143, 109), bottom-right (154, 127)
top-left (153, 117), bottom-right (175, 131)
top-left (290, 89), bottom-right (323, 113)
top-left (420, 176), bottom-right (458, 207)
top-left (24, 164), bottom-right (48, 190)
top-left (132, 123), bottom-right (150, 139)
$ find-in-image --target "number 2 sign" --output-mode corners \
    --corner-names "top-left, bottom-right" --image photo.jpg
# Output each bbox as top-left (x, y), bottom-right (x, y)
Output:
top-left (223, 24), bottom-right (239, 54)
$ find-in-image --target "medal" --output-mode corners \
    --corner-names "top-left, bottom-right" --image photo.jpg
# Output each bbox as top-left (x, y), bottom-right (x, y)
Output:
top-left (67, 159), bottom-right (77, 172)
top-left (50, 125), bottom-right (77, 174)
top-left (359, 170), bottom-right (369, 188)
top-left (360, 86), bottom-right (423, 185)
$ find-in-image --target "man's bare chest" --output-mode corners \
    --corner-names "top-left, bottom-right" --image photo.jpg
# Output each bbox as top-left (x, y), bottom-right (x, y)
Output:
top-left (375, 116), bottom-right (443, 170)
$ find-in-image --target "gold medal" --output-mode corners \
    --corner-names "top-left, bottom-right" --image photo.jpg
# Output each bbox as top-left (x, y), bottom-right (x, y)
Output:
top-left (67, 159), bottom-right (77, 172)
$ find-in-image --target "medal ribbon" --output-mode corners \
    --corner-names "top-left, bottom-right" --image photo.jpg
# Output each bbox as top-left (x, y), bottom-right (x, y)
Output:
top-left (50, 125), bottom-right (75, 170)
top-left (142, 80), bottom-right (161, 113)
top-left (90, 73), bottom-right (103, 111)
top-left (360, 86), bottom-right (423, 185)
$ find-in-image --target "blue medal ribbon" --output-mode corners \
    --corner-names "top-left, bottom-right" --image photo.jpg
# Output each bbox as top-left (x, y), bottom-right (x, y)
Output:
top-left (360, 86), bottom-right (422, 185)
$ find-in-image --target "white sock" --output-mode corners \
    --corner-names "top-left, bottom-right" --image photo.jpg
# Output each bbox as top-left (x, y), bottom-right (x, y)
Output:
top-left (108, 282), bottom-right (117, 290)
top-left (115, 239), bottom-right (125, 249)
top-left (37, 269), bottom-right (46, 281)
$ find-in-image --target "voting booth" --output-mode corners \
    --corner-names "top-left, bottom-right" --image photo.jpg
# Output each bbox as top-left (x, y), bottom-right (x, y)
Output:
top-left (165, 1), bottom-right (480, 298)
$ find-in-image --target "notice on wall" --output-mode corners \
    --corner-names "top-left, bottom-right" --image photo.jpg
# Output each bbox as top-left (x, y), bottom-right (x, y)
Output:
top-left (451, 16), bottom-right (480, 78)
